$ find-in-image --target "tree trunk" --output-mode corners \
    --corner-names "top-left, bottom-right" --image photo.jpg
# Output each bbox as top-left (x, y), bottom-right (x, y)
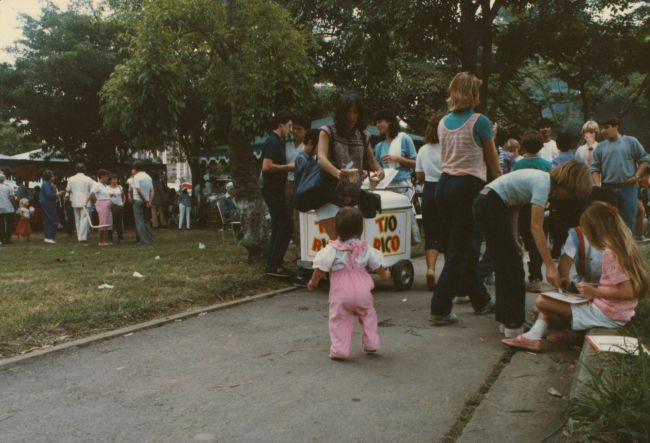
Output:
top-left (460, 0), bottom-right (480, 72)
top-left (579, 85), bottom-right (590, 122)
top-left (229, 132), bottom-right (267, 263)
top-left (226, 0), bottom-right (268, 263)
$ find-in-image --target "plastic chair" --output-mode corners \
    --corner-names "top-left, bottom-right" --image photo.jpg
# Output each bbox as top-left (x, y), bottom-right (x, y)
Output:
top-left (215, 197), bottom-right (242, 243)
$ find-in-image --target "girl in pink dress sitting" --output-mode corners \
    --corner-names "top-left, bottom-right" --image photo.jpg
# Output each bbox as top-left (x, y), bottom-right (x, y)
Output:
top-left (308, 207), bottom-right (391, 360)
top-left (503, 201), bottom-right (650, 351)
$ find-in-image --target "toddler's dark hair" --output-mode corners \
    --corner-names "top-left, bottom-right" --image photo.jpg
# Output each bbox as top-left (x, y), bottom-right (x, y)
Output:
top-left (304, 129), bottom-right (320, 146)
top-left (520, 129), bottom-right (544, 155)
top-left (335, 207), bottom-right (364, 241)
top-left (556, 132), bottom-right (573, 152)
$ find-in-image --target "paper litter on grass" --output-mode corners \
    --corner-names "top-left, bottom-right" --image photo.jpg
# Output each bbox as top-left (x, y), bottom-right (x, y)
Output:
top-left (132, 271), bottom-right (144, 278)
top-left (97, 283), bottom-right (114, 289)
top-left (154, 255), bottom-right (160, 260)
top-left (198, 242), bottom-right (206, 249)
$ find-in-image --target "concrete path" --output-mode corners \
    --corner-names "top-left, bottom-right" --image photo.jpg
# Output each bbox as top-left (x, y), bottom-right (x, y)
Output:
top-left (0, 257), bottom-right (576, 442)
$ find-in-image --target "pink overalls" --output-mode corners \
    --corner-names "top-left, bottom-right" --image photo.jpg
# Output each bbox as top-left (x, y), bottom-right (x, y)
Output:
top-left (326, 240), bottom-right (380, 358)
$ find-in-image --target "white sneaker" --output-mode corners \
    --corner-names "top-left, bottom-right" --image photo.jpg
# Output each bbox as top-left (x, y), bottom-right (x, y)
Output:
top-left (504, 327), bottom-right (524, 338)
top-left (454, 296), bottom-right (471, 304)
top-left (44, 238), bottom-right (56, 244)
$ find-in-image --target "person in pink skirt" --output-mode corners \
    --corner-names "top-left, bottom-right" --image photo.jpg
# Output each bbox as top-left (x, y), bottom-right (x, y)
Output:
top-left (308, 207), bottom-right (391, 360)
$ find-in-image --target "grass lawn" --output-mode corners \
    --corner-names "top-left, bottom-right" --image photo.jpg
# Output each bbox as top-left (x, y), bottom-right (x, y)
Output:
top-left (566, 249), bottom-right (650, 441)
top-left (0, 229), bottom-right (288, 358)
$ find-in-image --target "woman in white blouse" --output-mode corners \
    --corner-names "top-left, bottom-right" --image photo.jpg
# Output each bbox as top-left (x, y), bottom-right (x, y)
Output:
top-left (85, 169), bottom-right (113, 246)
top-left (415, 113), bottom-right (444, 290)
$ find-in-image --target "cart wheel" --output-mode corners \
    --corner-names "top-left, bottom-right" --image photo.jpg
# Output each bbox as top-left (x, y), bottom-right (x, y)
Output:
top-left (392, 260), bottom-right (414, 291)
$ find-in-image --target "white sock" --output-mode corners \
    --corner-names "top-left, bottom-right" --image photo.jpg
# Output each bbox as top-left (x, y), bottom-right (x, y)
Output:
top-left (504, 327), bottom-right (523, 338)
top-left (523, 319), bottom-right (548, 340)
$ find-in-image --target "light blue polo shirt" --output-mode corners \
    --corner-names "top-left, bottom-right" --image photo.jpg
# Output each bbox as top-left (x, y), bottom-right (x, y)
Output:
top-left (487, 169), bottom-right (551, 208)
top-left (375, 134), bottom-right (417, 181)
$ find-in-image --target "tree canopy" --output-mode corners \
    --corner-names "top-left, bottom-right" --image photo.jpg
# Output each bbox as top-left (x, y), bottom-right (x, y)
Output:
top-left (0, 3), bottom-right (130, 165)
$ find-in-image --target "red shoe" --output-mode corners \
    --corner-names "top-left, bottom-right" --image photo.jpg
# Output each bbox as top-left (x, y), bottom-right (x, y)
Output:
top-left (501, 334), bottom-right (543, 353)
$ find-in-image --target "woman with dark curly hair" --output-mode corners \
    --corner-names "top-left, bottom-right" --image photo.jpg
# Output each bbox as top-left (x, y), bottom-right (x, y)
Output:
top-left (316, 91), bottom-right (385, 239)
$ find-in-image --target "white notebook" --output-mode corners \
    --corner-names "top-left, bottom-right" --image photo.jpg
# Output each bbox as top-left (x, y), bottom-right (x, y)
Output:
top-left (586, 335), bottom-right (648, 355)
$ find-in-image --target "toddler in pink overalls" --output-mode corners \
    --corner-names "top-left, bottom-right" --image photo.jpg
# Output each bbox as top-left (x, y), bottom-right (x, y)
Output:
top-left (308, 207), bottom-right (391, 359)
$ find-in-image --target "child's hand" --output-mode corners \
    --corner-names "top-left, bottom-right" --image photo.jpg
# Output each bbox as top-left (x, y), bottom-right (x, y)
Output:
top-left (575, 282), bottom-right (597, 298)
top-left (307, 279), bottom-right (317, 291)
top-left (384, 270), bottom-right (391, 281)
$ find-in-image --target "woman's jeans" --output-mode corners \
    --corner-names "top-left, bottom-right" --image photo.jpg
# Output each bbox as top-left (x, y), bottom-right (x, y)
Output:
top-left (430, 174), bottom-right (491, 316)
top-left (179, 204), bottom-right (191, 229)
top-left (474, 190), bottom-right (526, 328)
top-left (109, 206), bottom-right (124, 241)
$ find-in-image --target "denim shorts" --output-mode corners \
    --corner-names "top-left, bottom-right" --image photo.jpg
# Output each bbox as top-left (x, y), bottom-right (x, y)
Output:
top-left (571, 302), bottom-right (626, 331)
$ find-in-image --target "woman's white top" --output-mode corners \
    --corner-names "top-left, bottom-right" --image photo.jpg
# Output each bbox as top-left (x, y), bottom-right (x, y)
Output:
top-left (109, 185), bottom-right (123, 206)
top-left (91, 182), bottom-right (112, 201)
top-left (415, 143), bottom-right (442, 182)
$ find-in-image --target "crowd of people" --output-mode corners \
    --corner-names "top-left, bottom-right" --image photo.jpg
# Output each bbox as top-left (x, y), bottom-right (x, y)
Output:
top-left (0, 161), bottom-right (241, 247)
top-left (261, 71), bottom-right (650, 359)
top-left (1, 70), bottom-right (648, 361)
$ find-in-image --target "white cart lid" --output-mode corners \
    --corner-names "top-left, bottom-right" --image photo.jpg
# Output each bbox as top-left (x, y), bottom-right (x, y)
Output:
top-left (373, 190), bottom-right (412, 210)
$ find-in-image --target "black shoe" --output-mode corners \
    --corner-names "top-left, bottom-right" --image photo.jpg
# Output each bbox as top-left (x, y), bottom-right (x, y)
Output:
top-left (266, 266), bottom-right (293, 278)
top-left (474, 300), bottom-right (496, 315)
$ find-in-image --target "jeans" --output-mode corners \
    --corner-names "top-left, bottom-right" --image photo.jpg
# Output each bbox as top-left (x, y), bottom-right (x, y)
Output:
top-left (519, 204), bottom-right (543, 281)
top-left (472, 228), bottom-right (494, 280)
top-left (474, 191), bottom-right (526, 328)
top-left (262, 185), bottom-right (293, 270)
top-left (430, 174), bottom-right (491, 316)
top-left (179, 204), bottom-right (191, 229)
top-left (109, 206), bottom-right (124, 241)
top-left (42, 202), bottom-right (58, 240)
top-left (133, 200), bottom-right (154, 244)
top-left (603, 184), bottom-right (638, 231)
top-left (0, 212), bottom-right (14, 243)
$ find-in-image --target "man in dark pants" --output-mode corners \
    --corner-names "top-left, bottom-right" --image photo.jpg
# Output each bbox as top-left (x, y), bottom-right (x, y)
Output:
top-left (0, 173), bottom-right (16, 244)
top-left (261, 111), bottom-right (294, 278)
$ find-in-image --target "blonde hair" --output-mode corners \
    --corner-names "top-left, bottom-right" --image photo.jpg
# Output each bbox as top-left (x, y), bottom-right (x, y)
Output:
top-left (581, 120), bottom-right (599, 135)
top-left (580, 202), bottom-right (650, 300)
top-left (19, 198), bottom-right (29, 208)
top-left (504, 138), bottom-right (520, 153)
top-left (446, 72), bottom-right (481, 111)
top-left (550, 160), bottom-right (591, 199)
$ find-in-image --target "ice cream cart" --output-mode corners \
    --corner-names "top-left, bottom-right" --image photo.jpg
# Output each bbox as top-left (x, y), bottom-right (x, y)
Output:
top-left (298, 190), bottom-right (415, 290)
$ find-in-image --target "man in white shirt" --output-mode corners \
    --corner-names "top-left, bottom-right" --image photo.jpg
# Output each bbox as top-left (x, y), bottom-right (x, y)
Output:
top-left (0, 173), bottom-right (16, 244)
top-left (536, 118), bottom-right (559, 162)
top-left (66, 163), bottom-right (95, 242)
top-left (131, 161), bottom-right (155, 244)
